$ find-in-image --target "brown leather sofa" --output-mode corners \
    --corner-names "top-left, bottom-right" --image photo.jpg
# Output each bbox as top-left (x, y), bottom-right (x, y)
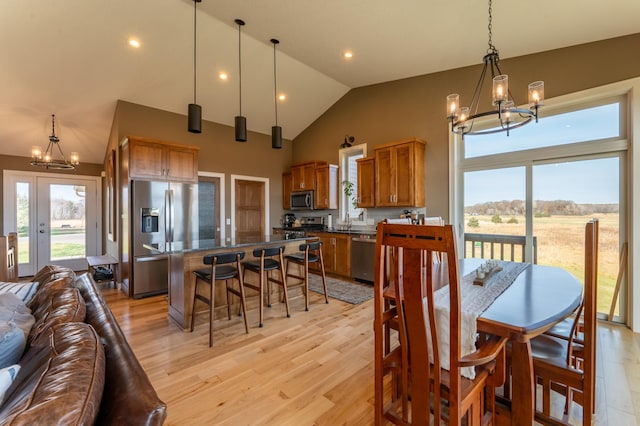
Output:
top-left (0, 266), bottom-right (167, 425)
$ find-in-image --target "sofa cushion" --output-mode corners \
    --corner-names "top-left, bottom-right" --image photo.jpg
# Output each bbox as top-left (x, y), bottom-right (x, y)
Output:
top-left (0, 282), bottom-right (38, 305)
top-left (28, 287), bottom-right (86, 346)
top-left (31, 265), bottom-right (75, 287)
top-left (26, 276), bottom-right (76, 312)
top-left (0, 364), bottom-right (20, 406)
top-left (0, 324), bottom-right (25, 369)
top-left (0, 322), bottom-right (105, 425)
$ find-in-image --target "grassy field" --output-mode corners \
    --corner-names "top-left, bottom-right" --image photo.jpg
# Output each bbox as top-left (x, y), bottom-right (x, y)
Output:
top-left (464, 213), bottom-right (621, 316)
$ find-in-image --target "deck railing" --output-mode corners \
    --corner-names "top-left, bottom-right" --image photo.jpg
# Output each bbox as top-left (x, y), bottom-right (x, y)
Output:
top-left (464, 233), bottom-right (538, 264)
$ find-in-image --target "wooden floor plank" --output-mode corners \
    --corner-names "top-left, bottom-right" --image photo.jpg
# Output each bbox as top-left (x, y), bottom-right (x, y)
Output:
top-left (103, 286), bottom-right (639, 425)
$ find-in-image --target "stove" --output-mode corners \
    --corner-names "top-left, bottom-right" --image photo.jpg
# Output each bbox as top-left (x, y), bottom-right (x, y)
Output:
top-left (282, 215), bottom-right (325, 238)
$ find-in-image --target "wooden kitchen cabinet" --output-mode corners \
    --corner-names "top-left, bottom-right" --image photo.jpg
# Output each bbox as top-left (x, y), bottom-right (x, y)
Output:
top-left (374, 137), bottom-right (425, 207)
top-left (314, 164), bottom-right (338, 210)
top-left (307, 232), bottom-right (351, 278)
top-left (282, 172), bottom-right (292, 209)
top-left (356, 157), bottom-right (375, 208)
top-left (291, 162), bottom-right (317, 191)
top-left (127, 137), bottom-right (199, 183)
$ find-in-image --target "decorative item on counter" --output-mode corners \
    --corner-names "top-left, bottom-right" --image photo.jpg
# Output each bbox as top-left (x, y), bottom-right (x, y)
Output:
top-left (473, 259), bottom-right (503, 286)
top-left (341, 134), bottom-right (355, 148)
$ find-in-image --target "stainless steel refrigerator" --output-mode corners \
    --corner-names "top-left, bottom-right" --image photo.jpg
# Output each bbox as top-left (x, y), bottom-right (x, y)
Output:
top-left (131, 180), bottom-right (198, 298)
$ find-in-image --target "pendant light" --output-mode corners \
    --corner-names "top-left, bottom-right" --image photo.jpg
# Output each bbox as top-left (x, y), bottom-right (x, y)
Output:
top-left (271, 38), bottom-right (282, 149)
top-left (234, 19), bottom-right (247, 142)
top-left (187, 0), bottom-right (202, 134)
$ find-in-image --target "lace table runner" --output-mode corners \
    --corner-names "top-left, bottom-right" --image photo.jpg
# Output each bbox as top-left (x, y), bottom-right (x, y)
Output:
top-left (430, 260), bottom-right (530, 379)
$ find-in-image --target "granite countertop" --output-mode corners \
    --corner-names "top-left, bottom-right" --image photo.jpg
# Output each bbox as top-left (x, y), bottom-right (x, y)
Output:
top-left (142, 234), bottom-right (312, 254)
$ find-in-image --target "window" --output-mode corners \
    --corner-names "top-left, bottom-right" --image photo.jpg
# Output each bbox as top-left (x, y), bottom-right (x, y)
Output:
top-left (339, 144), bottom-right (367, 223)
top-left (454, 94), bottom-right (628, 322)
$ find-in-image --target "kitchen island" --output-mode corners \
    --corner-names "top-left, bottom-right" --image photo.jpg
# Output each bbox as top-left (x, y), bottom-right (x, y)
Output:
top-left (146, 235), bottom-right (315, 330)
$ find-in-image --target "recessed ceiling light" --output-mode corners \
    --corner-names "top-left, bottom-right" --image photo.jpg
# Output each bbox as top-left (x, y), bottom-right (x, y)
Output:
top-left (219, 72), bottom-right (229, 81)
top-left (128, 38), bottom-right (141, 48)
top-left (278, 94), bottom-right (286, 101)
top-left (343, 51), bottom-right (353, 59)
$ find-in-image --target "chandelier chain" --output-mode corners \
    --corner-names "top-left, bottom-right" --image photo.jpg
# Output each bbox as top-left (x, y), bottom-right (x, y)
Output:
top-left (487, 0), bottom-right (496, 53)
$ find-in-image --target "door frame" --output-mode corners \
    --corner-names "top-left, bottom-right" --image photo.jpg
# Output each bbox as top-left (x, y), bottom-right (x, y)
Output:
top-left (3, 169), bottom-right (102, 276)
top-left (230, 174), bottom-right (269, 242)
top-left (198, 171), bottom-right (226, 242)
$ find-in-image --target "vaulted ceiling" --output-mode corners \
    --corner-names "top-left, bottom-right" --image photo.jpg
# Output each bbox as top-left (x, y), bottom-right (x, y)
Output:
top-left (1, 1), bottom-right (639, 164)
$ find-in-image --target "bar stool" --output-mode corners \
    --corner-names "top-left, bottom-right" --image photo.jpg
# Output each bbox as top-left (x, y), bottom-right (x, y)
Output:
top-left (191, 251), bottom-right (248, 347)
top-left (242, 246), bottom-right (289, 327)
top-left (284, 241), bottom-right (329, 311)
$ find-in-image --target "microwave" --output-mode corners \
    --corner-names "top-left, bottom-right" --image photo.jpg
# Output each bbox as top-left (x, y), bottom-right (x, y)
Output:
top-left (290, 191), bottom-right (314, 210)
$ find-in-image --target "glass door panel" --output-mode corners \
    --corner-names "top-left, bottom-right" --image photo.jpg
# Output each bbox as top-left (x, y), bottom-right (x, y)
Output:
top-left (463, 167), bottom-right (528, 261)
top-left (533, 157), bottom-right (621, 317)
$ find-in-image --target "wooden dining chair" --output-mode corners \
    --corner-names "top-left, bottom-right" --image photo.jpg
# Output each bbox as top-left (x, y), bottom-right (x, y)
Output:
top-left (530, 218), bottom-right (598, 425)
top-left (374, 222), bottom-right (507, 425)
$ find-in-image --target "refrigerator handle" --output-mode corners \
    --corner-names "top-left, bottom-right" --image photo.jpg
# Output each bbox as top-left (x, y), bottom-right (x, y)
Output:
top-left (168, 189), bottom-right (175, 242)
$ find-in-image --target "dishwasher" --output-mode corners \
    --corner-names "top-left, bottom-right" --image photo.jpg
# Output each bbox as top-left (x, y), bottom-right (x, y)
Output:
top-left (351, 236), bottom-right (376, 283)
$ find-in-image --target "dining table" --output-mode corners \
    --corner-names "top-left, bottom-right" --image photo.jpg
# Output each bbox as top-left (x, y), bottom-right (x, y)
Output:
top-left (382, 257), bottom-right (583, 424)
top-left (461, 258), bottom-right (583, 425)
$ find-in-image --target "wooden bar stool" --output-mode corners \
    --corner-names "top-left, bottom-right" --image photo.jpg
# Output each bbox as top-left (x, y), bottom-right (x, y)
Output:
top-left (284, 241), bottom-right (329, 311)
top-left (191, 251), bottom-right (248, 347)
top-left (242, 246), bottom-right (290, 327)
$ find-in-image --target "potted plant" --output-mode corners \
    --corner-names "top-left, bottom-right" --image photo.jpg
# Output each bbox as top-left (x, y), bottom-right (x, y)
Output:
top-left (342, 181), bottom-right (358, 229)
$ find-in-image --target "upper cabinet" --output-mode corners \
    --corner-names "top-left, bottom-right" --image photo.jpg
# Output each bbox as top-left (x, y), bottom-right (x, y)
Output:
top-left (127, 137), bottom-right (199, 183)
top-left (314, 164), bottom-right (338, 210)
top-left (282, 161), bottom-right (337, 210)
top-left (356, 157), bottom-right (375, 208)
top-left (291, 161), bottom-right (326, 191)
top-left (374, 138), bottom-right (425, 207)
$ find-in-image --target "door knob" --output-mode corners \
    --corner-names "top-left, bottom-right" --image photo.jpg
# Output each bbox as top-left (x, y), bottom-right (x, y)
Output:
top-left (39, 229), bottom-right (45, 233)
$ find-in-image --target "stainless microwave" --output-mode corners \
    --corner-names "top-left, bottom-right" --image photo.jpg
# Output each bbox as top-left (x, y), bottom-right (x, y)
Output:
top-left (290, 191), bottom-right (314, 210)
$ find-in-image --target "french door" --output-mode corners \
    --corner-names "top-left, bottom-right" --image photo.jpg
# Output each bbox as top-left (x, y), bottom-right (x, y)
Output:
top-left (3, 170), bottom-right (100, 276)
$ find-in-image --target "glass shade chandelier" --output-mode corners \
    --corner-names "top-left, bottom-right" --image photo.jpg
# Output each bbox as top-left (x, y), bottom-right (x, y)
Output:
top-left (446, 0), bottom-right (544, 136)
top-left (31, 114), bottom-right (79, 170)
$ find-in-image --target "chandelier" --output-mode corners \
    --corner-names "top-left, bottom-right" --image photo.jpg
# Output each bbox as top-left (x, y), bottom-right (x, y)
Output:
top-left (31, 114), bottom-right (79, 170)
top-left (446, 0), bottom-right (544, 136)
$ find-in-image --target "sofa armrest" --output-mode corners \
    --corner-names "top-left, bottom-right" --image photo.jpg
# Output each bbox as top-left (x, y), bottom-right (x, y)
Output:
top-left (75, 273), bottom-right (167, 426)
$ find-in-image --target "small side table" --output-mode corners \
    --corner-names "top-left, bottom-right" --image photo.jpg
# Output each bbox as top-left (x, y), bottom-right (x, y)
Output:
top-left (86, 254), bottom-right (118, 288)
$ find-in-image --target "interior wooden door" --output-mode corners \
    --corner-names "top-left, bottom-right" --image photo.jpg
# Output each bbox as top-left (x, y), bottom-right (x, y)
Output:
top-left (235, 180), bottom-right (265, 240)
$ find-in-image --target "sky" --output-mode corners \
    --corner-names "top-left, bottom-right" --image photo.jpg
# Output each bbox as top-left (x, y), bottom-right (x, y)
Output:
top-left (463, 102), bottom-right (621, 206)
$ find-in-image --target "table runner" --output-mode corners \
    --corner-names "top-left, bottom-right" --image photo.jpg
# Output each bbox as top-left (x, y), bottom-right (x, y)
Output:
top-left (427, 260), bottom-right (530, 379)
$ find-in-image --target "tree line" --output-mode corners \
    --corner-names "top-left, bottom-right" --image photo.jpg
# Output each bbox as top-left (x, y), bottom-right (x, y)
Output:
top-left (465, 200), bottom-right (618, 216)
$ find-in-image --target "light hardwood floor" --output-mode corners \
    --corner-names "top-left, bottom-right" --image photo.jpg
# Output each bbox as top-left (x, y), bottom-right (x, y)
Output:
top-left (103, 285), bottom-right (640, 425)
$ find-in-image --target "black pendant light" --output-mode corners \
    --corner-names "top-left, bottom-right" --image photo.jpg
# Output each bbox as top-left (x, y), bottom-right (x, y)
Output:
top-left (234, 19), bottom-right (247, 142)
top-left (271, 38), bottom-right (282, 149)
top-left (188, 0), bottom-right (202, 133)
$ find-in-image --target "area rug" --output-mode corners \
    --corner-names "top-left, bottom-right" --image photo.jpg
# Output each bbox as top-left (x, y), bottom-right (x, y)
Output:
top-left (306, 273), bottom-right (373, 304)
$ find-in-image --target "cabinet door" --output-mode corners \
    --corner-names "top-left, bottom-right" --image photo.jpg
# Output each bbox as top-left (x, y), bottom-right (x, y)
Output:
top-left (356, 157), bottom-right (375, 208)
top-left (291, 165), bottom-right (305, 190)
top-left (165, 147), bottom-right (198, 182)
top-left (129, 140), bottom-right (165, 180)
top-left (302, 164), bottom-right (316, 190)
top-left (282, 172), bottom-right (292, 209)
top-left (314, 165), bottom-right (338, 210)
top-left (394, 142), bottom-right (415, 206)
top-left (375, 147), bottom-right (394, 207)
top-left (333, 234), bottom-right (351, 277)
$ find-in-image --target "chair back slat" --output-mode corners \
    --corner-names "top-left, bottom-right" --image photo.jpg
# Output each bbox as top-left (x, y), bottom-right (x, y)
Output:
top-left (582, 218), bottom-right (598, 413)
top-left (252, 246), bottom-right (284, 258)
top-left (203, 251), bottom-right (244, 265)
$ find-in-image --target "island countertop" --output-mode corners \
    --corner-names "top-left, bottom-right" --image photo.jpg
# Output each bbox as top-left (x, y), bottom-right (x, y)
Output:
top-left (144, 234), bottom-right (311, 255)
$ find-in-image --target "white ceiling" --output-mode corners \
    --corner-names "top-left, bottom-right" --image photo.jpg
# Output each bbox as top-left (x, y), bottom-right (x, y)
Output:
top-left (1, 1), bottom-right (639, 164)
